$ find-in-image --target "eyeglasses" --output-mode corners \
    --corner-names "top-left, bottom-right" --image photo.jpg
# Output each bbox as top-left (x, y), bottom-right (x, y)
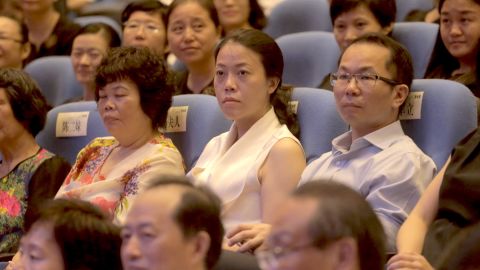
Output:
top-left (330, 72), bottom-right (400, 89)
top-left (123, 21), bottom-right (162, 33)
top-left (0, 35), bottom-right (23, 43)
top-left (256, 242), bottom-right (314, 270)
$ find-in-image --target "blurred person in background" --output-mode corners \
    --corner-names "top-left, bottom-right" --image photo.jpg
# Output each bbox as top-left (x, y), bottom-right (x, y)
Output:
top-left (70, 23), bottom-right (121, 102)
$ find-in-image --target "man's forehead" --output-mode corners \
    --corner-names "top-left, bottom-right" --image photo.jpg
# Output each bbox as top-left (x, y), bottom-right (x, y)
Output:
top-left (136, 186), bottom-right (185, 210)
top-left (270, 197), bottom-right (318, 239)
top-left (339, 43), bottom-right (391, 70)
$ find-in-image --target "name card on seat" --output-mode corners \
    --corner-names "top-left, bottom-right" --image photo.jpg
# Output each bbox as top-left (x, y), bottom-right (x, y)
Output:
top-left (56, 112), bottom-right (89, 137)
top-left (165, 106), bottom-right (188, 133)
top-left (288, 100), bottom-right (299, 114)
top-left (399, 91), bottom-right (424, 120)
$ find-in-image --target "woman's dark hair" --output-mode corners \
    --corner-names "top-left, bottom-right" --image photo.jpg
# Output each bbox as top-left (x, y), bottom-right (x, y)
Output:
top-left (248, 0), bottom-right (267, 30)
top-left (330, 0), bottom-right (396, 28)
top-left (426, 0), bottom-right (480, 90)
top-left (24, 199), bottom-right (122, 270)
top-left (74, 22), bottom-right (121, 48)
top-left (121, 0), bottom-right (168, 29)
top-left (95, 47), bottom-right (174, 129)
top-left (0, 68), bottom-right (49, 136)
top-left (167, 0), bottom-right (220, 27)
top-left (215, 29), bottom-right (299, 137)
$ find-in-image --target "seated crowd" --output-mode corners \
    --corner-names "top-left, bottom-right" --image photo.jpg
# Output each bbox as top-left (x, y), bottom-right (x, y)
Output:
top-left (1, 0), bottom-right (480, 269)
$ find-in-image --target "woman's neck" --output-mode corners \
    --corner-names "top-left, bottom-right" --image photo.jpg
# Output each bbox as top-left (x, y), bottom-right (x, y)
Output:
top-left (224, 23), bottom-right (252, 36)
top-left (116, 128), bottom-right (156, 152)
top-left (24, 10), bottom-right (60, 48)
top-left (234, 106), bottom-right (271, 140)
top-left (454, 54), bottom-right (478, 76)
top-left (0, 132), bottom-right (40, 171)
top-left (186, 58), bottom-right (215, 94)
top-left (83, 83), bottom-right (96, 101)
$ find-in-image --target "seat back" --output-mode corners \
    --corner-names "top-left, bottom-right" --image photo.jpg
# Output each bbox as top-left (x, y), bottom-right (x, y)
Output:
top-left (392, 22), bottom-right (439, 79)
top-left (25, 56), bottom-right (83, 106)
top-left (396, 0), bottom-right (435, 21)
top-left (401, 79), bottom-right (478, 170)
top-left (36, 101), bottom-right (109, 164)
top-left (165, 95), bottom-right (231, 171)
top-left (277, 31), bottom-right (340, 88)
top-left (74, 15), bottom-right (123, 39)
top-left (264, 0), bottom-right (332, 39)
top-left (292, 87), bottom-right (348, 163)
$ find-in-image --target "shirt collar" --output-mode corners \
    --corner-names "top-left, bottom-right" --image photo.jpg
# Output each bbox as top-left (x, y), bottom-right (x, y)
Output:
top-left (332, 121), bottom-right (405, 153)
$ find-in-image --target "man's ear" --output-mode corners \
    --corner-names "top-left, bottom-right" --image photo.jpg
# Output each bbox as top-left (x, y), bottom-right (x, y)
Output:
top-left (381, 23), bottom-right (394, 36)
top-left (392, 84), bottom-right (409, 110)
top-left (21, 42), bottom-right (32, 62)
top-left (189, 231), bottom-right (211, 267)
top-left (331, 237), bottom-right (359, 270)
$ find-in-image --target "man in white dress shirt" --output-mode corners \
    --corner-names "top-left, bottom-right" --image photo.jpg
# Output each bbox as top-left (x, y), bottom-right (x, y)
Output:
top-left (299, 33), bottom-right (436, 253)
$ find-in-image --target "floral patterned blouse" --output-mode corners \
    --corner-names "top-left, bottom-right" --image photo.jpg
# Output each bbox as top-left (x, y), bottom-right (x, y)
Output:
top-left (55, 135), bottom-right (184, 224)
top-left (0, 148), bottom-right (71, 253)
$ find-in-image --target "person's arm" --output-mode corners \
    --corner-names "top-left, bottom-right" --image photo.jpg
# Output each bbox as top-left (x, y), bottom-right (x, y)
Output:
top-left (395, 158), bottom-right (448, 253)
top-left (226, 138), bottom-right (306, 252)
top-left (362, 151), bottom-right (436, 253)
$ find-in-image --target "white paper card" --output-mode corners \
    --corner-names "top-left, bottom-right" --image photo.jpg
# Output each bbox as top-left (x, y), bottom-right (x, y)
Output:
top-left (165, 106), bottom-right (188, 132)
top-left (399, 91), bottom-right (424, 120)
top-left (288, 100), bottom-right (299, 114)
top-left (56, 112), bottom-right (89, 137)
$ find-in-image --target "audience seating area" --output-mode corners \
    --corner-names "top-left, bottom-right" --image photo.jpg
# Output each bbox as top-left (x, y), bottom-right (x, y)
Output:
top-left (8, 0), bottom-right (480, 268)
top-left (36, 80), bottom-right (477, 174)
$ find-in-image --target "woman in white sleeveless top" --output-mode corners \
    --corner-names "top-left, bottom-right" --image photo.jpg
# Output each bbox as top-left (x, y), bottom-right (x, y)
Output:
top-left (188, 29), bottom-right (306, 253)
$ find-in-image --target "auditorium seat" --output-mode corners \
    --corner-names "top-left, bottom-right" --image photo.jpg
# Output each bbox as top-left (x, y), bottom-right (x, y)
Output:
top-left (392, 22), bottom-right (439, 78)
top-left (36, 101), bottom-right (109, 164)
top-left (401, 79), bottom-right (478, 171)
top-left (277, 31), bottom-right (340, 88)
top-left (25, 56), bottom-right (83, 107)
top-left (165, 94), bottom-right (231, 171)
top-left (292, 87), bottom-right (348, 163)
top-left (264, 0), bottom-right (332, 39)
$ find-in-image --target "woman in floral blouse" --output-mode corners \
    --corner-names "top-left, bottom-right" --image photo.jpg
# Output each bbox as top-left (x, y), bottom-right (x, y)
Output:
top-left (55, 47), bottom-right (185, 224)
top-left (0, 68), bottom-right (71, 253)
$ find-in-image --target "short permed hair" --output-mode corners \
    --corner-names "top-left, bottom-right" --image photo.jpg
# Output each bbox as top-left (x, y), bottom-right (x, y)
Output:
top-left (95, 46), bottom-right (174, 129)
top-left (0, 68), bottom-right (49, 136)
